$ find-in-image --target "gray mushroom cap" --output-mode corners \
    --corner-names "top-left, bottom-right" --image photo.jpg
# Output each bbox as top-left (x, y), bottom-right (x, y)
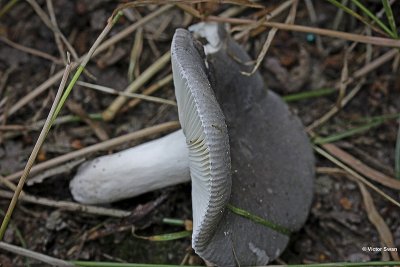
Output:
top-left (171, 29), bottom-right (232, 255)
top-left (185, 23), bottom-right (315, 266)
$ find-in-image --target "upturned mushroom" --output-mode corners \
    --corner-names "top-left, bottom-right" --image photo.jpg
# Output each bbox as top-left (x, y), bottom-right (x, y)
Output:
top-left (70, 23), bottom-right (314, 266)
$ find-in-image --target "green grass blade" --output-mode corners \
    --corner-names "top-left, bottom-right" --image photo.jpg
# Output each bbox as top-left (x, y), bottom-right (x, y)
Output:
top-left (351, 0), bottom-right (396, 38)
top-left (326, 0), bottom-right (385, 35)
top-left (283, 88), bottom-right (336, 102)
top-left (0, 0), bottom-right (19, 19)
top-left (382, 0), bottom-right (398, 38)
top-left (314, 120), bottom-right (381, 144)
top-left (314, 113), bottom-right (400, 144)
top-left (133, 230), bottom-right (191, 241)
top-left (227, 204), bottom-right (291, 236)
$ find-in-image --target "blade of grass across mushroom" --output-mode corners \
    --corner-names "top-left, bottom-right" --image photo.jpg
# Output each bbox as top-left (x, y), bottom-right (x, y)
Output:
top-left (0, 11), bottom-right (124, 240)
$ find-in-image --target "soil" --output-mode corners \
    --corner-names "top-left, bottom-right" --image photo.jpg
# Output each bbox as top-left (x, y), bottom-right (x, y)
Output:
top-left (0, 1), bottom-right (399, 266)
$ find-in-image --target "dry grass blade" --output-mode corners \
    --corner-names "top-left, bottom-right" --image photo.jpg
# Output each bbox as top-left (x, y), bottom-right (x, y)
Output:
top-left (0, 190), bottom-right (131, 218)
top-left (307, 48), bottom-right (398, 131)
top-left (357, 182), bottom-right (400, 260)
top-left (307, 80), bottom-right (364, 131)
top-left (242, 0), bottom-right (295, 76)
top-left (102, 51), bottom-right (172, 121)
top-left (115, 0), bottom-right (265, 16)
top-left (0, 60), bottom-right (72, 240)
top-left (0, 5), bottom-right (173, 123)
top-left (322, 144), bottom-right (400, 190)
top-left (66, 100), bottom-right (109, 141)
top-left (77, 81), bottom-right (176, 107)
top-left (4, 121), bottom-right (180, 181)
top-left (260, 21), bottom-right (400, 47)
top-left (128, 27), bottom-right (144, 82)
top-left (26, 0), bottom-right (78, 61)
top-left (0, 241), bottom-right (74, 267)
top-left (336, 49), bottom-right (349, 107)
top-left (123, 74), bottom-right (173, 112)
top-left (0, 36), bottom-right (62, 64)
top-left (314, 145), bottom-right (400, 208)
top-left (46, 0), bottom-right (67, 64)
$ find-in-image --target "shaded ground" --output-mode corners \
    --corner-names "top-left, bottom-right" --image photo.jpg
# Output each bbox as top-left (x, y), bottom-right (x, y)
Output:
top-left (0, 1), bottom-right (399, 266)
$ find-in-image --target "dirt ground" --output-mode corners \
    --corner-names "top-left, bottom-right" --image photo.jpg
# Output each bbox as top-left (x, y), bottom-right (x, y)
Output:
top-left (0, 1), bottom-right (399, 266)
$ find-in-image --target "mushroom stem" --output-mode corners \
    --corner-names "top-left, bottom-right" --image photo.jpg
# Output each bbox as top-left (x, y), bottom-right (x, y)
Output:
top-left (70, 130), bottom-right (190, 204)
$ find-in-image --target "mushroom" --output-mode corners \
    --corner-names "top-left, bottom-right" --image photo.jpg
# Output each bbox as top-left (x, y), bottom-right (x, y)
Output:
top-left (70, 23), bottom-right (314, 266)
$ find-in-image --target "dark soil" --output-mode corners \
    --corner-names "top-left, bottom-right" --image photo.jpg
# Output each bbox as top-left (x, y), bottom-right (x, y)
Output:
top-left (0, 1), bottom-right (399, 266)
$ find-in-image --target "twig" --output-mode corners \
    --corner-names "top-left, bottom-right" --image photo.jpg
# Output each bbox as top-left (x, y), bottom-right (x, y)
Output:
top-left (0, 59), bottom-right (72, 240)
top-left (0, 36), bottom-right (62, 64)
top-left (0, 5), bottom-right (173, 123)
top-left (4, 121), bottom-right (180, 181)
top-left (77, 81), bottom-right (176, 106)
top-left (0, 190), bottom-right (131, 218)
top-left (0, 241), bottom-right (75, 267)
top-left (102, 51), bottom-right (172, 121)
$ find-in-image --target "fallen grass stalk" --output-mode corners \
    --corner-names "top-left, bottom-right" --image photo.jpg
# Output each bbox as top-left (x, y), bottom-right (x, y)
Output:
top-left (322, 143), bottom-right (400, 190)
top-left (0, 36), bottom-right (62, 64)
top-left (4, 121), bottom-right (180, 181)
top-left (124, 74), bottom-right (173, 112)
top-left (0, 60), bottom-right (72, 240)
top-left (314, 145), bottom-right (400, 207)
top-left (241, 0), bottom-right (295, 75)
top-left (357, 182), bottom-right (400, 260)
top-left (0, 5), bottom-right (172, 123)
top-left (52, 11), bottom-right (124, 122)
top-left (209, 16), bottom-right (400, 48)
top-left (26, 0), bottom-right (79, 61)
top-left (260, 21), bottom-right (400, 47)
top-left (102, 51), bottom-right (172, 121)
top-left (0, 241), bottom-right (75, 267)
top-left (307, 80), bottom-right (364, 131)
top-left (77, 81), bottom-right (176, 106)
top-left (0, 189), bottom-right (131, 217)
